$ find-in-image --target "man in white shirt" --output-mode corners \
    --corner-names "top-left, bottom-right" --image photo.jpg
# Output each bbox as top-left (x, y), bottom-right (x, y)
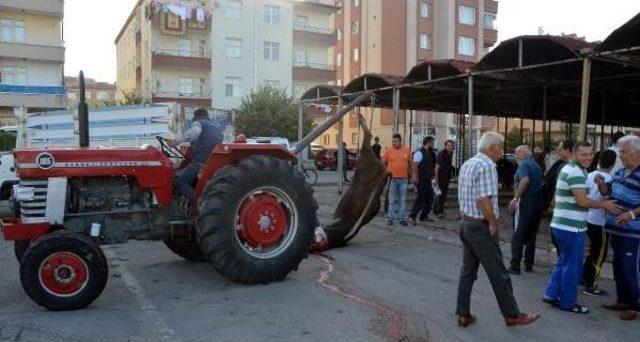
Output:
top-left (608, 131), bottom-right (625, 175)
top-left (581, 149), bottom-right (617, 296)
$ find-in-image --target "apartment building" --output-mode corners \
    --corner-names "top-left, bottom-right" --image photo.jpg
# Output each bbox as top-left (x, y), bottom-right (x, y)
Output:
top-left (321, 0), bottom-right (498, 150)
top-left (292, 1), bottom-right (338, 98)
top-left (65, 76), bottom-right (117, 108)
top-left (0, 0), bottom-right (66, 125)
top-left (116, 0), bottom-right (337, 110)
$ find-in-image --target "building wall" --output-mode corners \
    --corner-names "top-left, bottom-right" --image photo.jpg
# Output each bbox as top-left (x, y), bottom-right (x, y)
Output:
top-left (0, 2), bottom-right (65, 115)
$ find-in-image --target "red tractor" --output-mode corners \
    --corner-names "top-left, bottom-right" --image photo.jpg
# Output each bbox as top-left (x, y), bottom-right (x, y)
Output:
top-left (2, 133), bottom-right (317, 310)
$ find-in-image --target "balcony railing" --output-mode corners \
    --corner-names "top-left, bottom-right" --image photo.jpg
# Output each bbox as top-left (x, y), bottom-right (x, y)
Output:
top-left (152, 91), bottom-right (210, 99)
top-left (0, 84), bottom-right (65, 95)
top-left (153, 48), bottom-right (211, 59)
top-left (293, 24), bottom-right (334, 35)
top-left (293, 61), bottom-right (335, 71)
top-left (0, 35), bottom-right (63, 48)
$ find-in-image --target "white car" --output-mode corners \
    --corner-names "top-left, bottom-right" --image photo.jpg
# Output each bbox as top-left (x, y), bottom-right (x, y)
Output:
top-left (246, 137), bottom-right (291, 150)
top-left (0, 153), bottom-right (18, 200)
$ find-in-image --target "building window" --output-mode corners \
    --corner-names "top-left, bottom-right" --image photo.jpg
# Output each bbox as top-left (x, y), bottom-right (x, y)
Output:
top-left (352, 0), bottom-right (359, 7)
top-left (225, 77), bottom-right (242, 97)
top-left (352, 48), bottom-right (359, 62)
top-left (226, 0), bottom-right (242, 19)
top-left (197, 39), bottom-right (206, 57)
top-left (0, 65), bottom-right (26, 85)
top-left (179, 77), bottom-right (193, 95)
top-left (458, 5), bottom-right (476, 25)
top-left (420, 2), bottom-right (430, 18)
top-left (264, 41), bottom-right (280, 61)
top-left (0, 19), bottom-right (25, 43)
top-left (295, 15), bottom-right (308, 29)
top-left (295, 49), bottom-right (308, 65)
top-left (323, 134), bottom-right (331, 145)
top-left (225, 37), bottom-right (243, 58)
top-left (351, 132), bottom-right (358, 145)
top-left (337, 28), bottom-right (342, 41)
top-left (351, 20), bottom-right (359, 35)
top-left (264, 5), bottom-right (280, 24)
top-left (484, 12), bottom-right (497, 30)
top-left (337, 79), bottom-right (342, 86)
top-left (178, 39), bottom-right (191, 57)
top-left (419, 33), bottom-right (430, 49)
top-left (458, 36), bottom-right (475, 56)
top-left (336, 53), bottom-right (342, 67)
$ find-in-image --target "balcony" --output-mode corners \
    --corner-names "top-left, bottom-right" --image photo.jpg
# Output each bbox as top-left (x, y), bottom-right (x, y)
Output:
top-left (0, 84), bottom-right (66, 109)
top-left (293, 24), bottom-right (336, 46)
top-left (152, 91), bottom-right (211, 108)
top-left (0, 0), bottom-right (64, 18)
top-left (484, 29), bottom-right (498, 47)
top-left (292, 62), bottom-right (335, 81)
top-left (151, 49), bottom-right (211, 70)
top-left (0, 37), bottom-right (64, 63)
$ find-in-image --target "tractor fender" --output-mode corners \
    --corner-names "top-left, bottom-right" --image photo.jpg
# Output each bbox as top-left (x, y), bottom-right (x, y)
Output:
top-left (194, 143), bottom-right (295, 201)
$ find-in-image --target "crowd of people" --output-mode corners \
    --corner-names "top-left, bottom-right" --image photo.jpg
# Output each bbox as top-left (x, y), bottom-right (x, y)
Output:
top-left (376, 130), bottom-right (640, 327)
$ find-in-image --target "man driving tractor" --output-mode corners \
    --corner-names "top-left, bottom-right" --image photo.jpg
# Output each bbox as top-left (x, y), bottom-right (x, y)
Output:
top-left (167, 108), bottom-right (223, 202)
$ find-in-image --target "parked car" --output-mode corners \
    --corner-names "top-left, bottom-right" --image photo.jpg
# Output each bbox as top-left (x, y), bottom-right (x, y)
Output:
top-left (314, 148), bottom-right (358, 171)
top-left (497, 153), bottom-right (518, 189)
top-left (246, 137), bottom-right (291, 150)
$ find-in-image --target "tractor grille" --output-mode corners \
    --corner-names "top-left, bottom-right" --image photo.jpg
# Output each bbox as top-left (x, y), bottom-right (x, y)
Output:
top-left (19, 179), bottom-right (48, 224)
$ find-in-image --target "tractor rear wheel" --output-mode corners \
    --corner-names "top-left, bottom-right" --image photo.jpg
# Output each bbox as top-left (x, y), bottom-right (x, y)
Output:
top-left (196, 155), bottom-right (317, 284)
top-left (163, 227), bottom-right (207, 262)
top-left (14, 239), bottom-right (30, 262)
top-left (20, 231), bottom-right (108, 311)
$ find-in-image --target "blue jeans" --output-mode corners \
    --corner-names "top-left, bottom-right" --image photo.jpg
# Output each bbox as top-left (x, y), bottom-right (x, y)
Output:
top-left (544, 228), bottom-right (585, 309)
top-left (386, 178), bottom-right (408, 221)
top-left (610, 234), bottom-right (640, 311)
top-left (176, 162), bottom-right (202, 201)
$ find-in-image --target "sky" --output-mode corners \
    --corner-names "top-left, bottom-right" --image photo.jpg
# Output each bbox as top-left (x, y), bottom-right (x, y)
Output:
top-left (63, 0), bottom-right (640, 84)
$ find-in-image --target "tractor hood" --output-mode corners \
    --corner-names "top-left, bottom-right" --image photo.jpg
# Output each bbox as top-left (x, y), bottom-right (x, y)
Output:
top-left (13, 145), bottom-right (174, 204)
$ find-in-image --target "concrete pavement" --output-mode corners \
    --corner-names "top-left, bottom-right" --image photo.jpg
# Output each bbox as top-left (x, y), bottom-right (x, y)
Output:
top-left (1, 186), bottom-right (638, 341)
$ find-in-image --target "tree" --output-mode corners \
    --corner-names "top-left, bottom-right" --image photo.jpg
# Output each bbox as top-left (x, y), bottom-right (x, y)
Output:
top-left (506, 126), bottom-right (521, 153)
top-left (234, 85), bottom-right (312, 141)
top-left (119, 88), bottom-right (144, 105)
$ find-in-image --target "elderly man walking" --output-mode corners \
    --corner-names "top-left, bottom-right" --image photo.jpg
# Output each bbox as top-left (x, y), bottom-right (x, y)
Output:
top-left (508, 145), bottom-right (544, 275)
top-left (456, 132), bottom-right (540, 328)
top-left (543, 142), bottom-right (623, 314)
top-left (598, 135), bottom-right (640, 320)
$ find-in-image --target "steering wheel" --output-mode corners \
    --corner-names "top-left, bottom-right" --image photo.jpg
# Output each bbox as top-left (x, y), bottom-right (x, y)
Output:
top-left (156, 136), bottom-right (185, 159)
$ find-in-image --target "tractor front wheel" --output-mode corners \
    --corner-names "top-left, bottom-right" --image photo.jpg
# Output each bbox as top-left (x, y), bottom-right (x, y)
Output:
top-left (19, 231), bottom-right (108, 311)
top-left (196, 155), bottom-right (318, 284)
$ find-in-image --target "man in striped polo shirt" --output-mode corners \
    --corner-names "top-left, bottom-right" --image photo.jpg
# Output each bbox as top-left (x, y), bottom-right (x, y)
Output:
top-left (544, 142), bottom-right (623, 314)
top-left (597, 135), bottom-right (640, 320)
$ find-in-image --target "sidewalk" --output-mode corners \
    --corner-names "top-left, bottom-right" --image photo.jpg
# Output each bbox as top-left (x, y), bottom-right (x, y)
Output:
top-left (312, 184), bottom-right (614, 281)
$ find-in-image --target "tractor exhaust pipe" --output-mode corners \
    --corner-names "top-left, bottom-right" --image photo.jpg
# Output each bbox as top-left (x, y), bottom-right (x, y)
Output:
top-left (294, 91), bottom-right (372, 155)
top-left (78, 71), bottom-right (89, 147)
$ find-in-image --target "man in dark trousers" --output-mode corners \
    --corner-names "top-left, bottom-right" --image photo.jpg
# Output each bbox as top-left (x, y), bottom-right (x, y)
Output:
top-left (433, 139), bottom-right (455, 219)
top-left (372, 136), bottom-right (382, 159)
top-left (456, 132), bottom-right (540, 327)
top-left (168, 108), bottom-right (223, 202)
top-left (409, 136), bottom-right (436, 224)
top-left (508, 145), bottom-right (544, 275)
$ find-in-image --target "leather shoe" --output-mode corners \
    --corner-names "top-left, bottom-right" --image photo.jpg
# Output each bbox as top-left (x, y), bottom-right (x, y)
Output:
top-left (620, 310), bottom-right (638, 321)
top-left (507, 267), bottom-right (521, 275)
top-left (505, 313), bottom-right (541, 327)
top-left (457, 315), bottom-right (476, 327)
top-left (602, 302), bottom-right (630, 311)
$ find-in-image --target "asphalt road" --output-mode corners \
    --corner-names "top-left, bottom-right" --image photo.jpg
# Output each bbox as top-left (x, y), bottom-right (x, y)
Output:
top-left (1, 187), bottom-right (639, 341)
